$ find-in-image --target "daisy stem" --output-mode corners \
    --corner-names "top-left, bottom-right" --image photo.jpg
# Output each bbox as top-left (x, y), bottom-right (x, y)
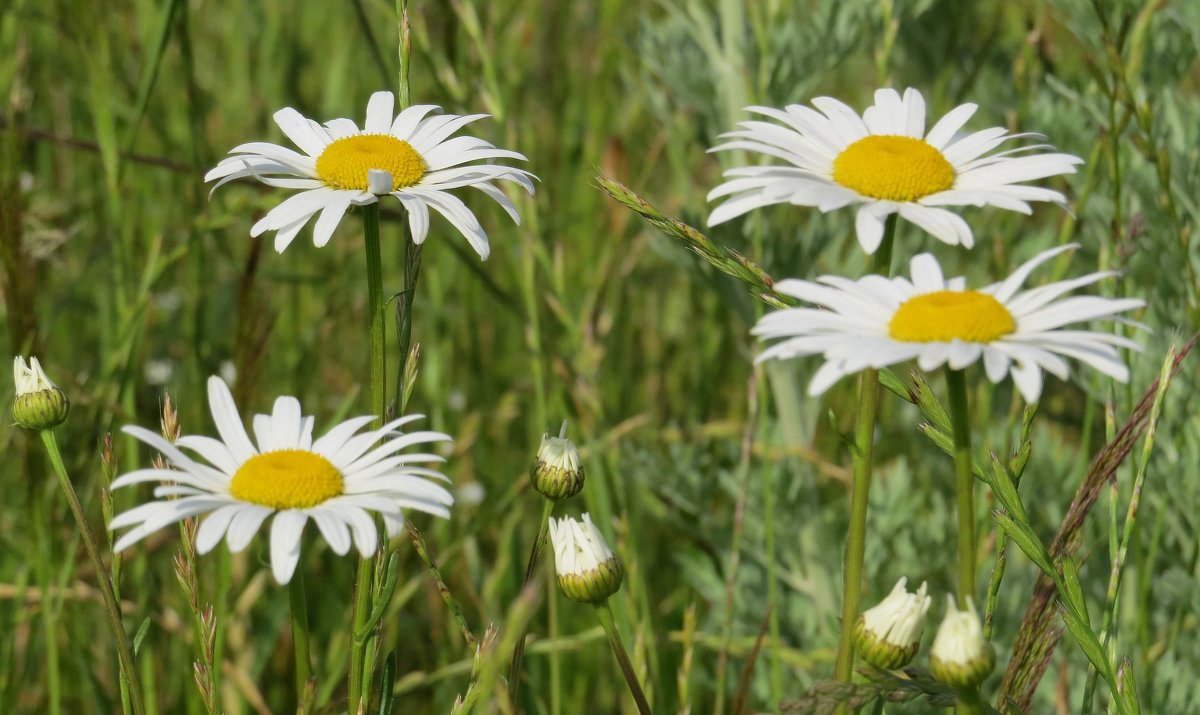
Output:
top-left (39, 430), bottom-right (146, 715)
top-left (349, 200), bottom-right (386, 715)
top-left (593, 601), bottom-right (653, 715)
top-left (945, 368), bottom-right (975, 607)
top-left (944, 368), bottom-right (983, 714)
top-left (507, 498), bottom-right (555, 706)
top-left (833, 216), bottom-right (895, 695)
top-left (288, 566), bottom-right (313, 707)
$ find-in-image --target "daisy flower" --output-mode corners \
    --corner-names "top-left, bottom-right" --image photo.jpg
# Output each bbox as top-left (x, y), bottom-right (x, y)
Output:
top-left (204, 91), bottom-right (534, 259)
top-left (707, 87), bottom-right (1082, 252)
top-left (109, 376), bottom-right (454, 584)
top-left (753, 244), bottom-right (1144, 401)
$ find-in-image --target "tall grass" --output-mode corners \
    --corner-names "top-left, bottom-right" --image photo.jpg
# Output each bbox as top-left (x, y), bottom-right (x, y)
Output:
top-left (1, 0), bottom-right (1199, 712)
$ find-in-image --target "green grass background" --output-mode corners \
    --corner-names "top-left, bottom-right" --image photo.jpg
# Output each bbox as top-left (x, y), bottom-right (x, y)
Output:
top-left (2, 0), bottom-right (1200, 712)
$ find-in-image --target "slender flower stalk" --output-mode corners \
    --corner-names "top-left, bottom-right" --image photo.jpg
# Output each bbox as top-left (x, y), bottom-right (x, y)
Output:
top-left (289, 567), bottom-right (313, 707)
top-left (508, 498), bottom-right (555, 705)
top-left (348, 199), bottom-right (387, 715)
top-left (945, 370), bottom-right (980, 714)
top-left (39, 430), bottom-right (147, 715)
top-left (945, 368), bottom-right (976, 607)
top-left (593, 602), bottom-right (654, 715)
top-left (833, 216), bottom-right (896, 690)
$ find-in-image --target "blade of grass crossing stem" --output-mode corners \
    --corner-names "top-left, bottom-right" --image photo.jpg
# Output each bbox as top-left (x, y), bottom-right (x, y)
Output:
top-left (1082, 344), bottom-right (1176, 714)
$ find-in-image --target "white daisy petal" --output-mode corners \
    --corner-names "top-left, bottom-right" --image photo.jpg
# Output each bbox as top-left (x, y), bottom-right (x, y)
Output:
top-left (901, 88), bottom-right (926, 138)
top-left (250, 187), bottom-right (338, 238)
top-left (898, 204), bottom-right (973, 248)
top-left (1009, 358), bottom-right (1044, 402)
top-left (273, 107), bottom-right (329, 157)
top-left (390, 104), bottom-right (442, 139)
top-left (226, 506), bottom-right (273, 553)
top-left (909, 253), bottom-right (946, 292)
top-left (311, 192), bottom-right (357, 248)
top-left (324, 117), bottom-right (360, 139)
top-left (982, 348), bottom-right (1010, 382)
top-left (269, 511), bottom-right (308, 584)
top-left (310, 511), bottom-right (352, 555)
top-left (407, 188), bottom-right (491, 259)
top-left (273, 216), bottom-right (312, 253)
top-left (197, 504), bottom-right (243, 554)
top-left (855, 203), bottom-right (895, 254)
top-left (925, 103), bottom-right (978, 149)
top-left (808, 359), bottom-right (852, 396)
top-left (364, 91), bottom-right (395, 134)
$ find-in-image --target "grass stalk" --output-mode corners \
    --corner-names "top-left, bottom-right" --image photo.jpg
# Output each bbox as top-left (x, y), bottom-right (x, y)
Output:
top-left (289, 567), bottom-right (313, 708)
top-left (38, 430), bottom-right (145, 715)
top-left (508, 498), bottom-right (556, 707)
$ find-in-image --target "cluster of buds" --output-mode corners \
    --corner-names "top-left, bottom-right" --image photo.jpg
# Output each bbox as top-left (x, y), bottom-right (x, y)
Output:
top-left (548, 513), bottom-right (623, 603)
top-left (12, 356), bottom-right (69, 431)
top-left (855, 580), bottom-right (993, 690)
top-left (530, 427), bottom-right (584, 500)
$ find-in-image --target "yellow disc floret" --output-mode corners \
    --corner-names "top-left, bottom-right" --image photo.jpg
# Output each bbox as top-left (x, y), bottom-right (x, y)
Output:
top-left (229, 450), bottom-right (344, 509)
top-left (315, 134), bottom-right (427, 191)
top-left (832, 135), bottom-right (955, 202)
top-left (889, 291), bottom-right (1015, 343)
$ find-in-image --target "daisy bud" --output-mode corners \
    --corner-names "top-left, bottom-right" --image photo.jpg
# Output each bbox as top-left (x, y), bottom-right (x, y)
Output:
top-left (549, 513), bottom-right (623, 603)
top-left (854, 577), bottom-right (931, 670)
top-left (12, 356), bottom-right (70, 431)
top-left (530, 428), bottom-right (584, 501)
top-left (930, 596), bottom-right (994, 688)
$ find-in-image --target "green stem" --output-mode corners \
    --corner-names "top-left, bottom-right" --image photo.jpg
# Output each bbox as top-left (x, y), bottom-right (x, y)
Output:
top-left (32, 486), bottom-right (62, 715)
top-left (393, 221), bottom-right (423, 413)
top-left (945, 369), bottom-right (976, 606)
top-left (832, 217), bottom-right (896, 692)
top-left (289, 567), bottom-right (312, 707)
top-left (39, 431), bottom-right (146, 715)
top-left (213, 547), bottom-right (231, 712)
top-left (945, 368), bottom-right (982, 714)
top-left (593, 602), bottom-right (653, 715)
top-left (405, 520), bottom-right (476, 648)
top-left (508, 498), bottom-right (556, 706)
top-left (349, 201), bottom-right (386, 715)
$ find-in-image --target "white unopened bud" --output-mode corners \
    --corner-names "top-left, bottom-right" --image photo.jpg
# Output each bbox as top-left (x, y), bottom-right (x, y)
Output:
top-left (12, 356), bottom-right (70, 430)
top-left (930, 596), bottom-right (994, 688)
top-left (531, 426), bottom-right (584, 500)
top-left (548, 513), bottom-right (622, 603)
top-left (855, 578), bottom-right (931, 670)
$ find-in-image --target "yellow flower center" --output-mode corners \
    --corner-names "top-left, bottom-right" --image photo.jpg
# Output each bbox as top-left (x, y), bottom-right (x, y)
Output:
top-left (888, 291), bottom-right (1015, 343)
top-left (229, 450), bottom-right (344, 509)
top-left (315, 134), bottom-right (427, 191)
top-left (832, 135), bottom-right (955, 202)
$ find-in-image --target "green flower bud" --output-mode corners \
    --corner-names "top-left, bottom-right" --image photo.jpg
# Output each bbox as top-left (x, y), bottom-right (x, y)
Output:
top-left (531, 430), bottom-right (584, 501)
top-left (12, 356), bottom-right (69, 431)
top-left (930, 596), bottom-right (995, 688)
top-left (855, 577), bottom-right (931, 670)
top-left (548, 513), bottom-right (622, 603)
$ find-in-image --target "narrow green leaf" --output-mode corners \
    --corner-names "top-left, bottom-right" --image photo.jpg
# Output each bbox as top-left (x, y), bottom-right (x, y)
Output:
top-left (132, 617), bottom-right (152, 657)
